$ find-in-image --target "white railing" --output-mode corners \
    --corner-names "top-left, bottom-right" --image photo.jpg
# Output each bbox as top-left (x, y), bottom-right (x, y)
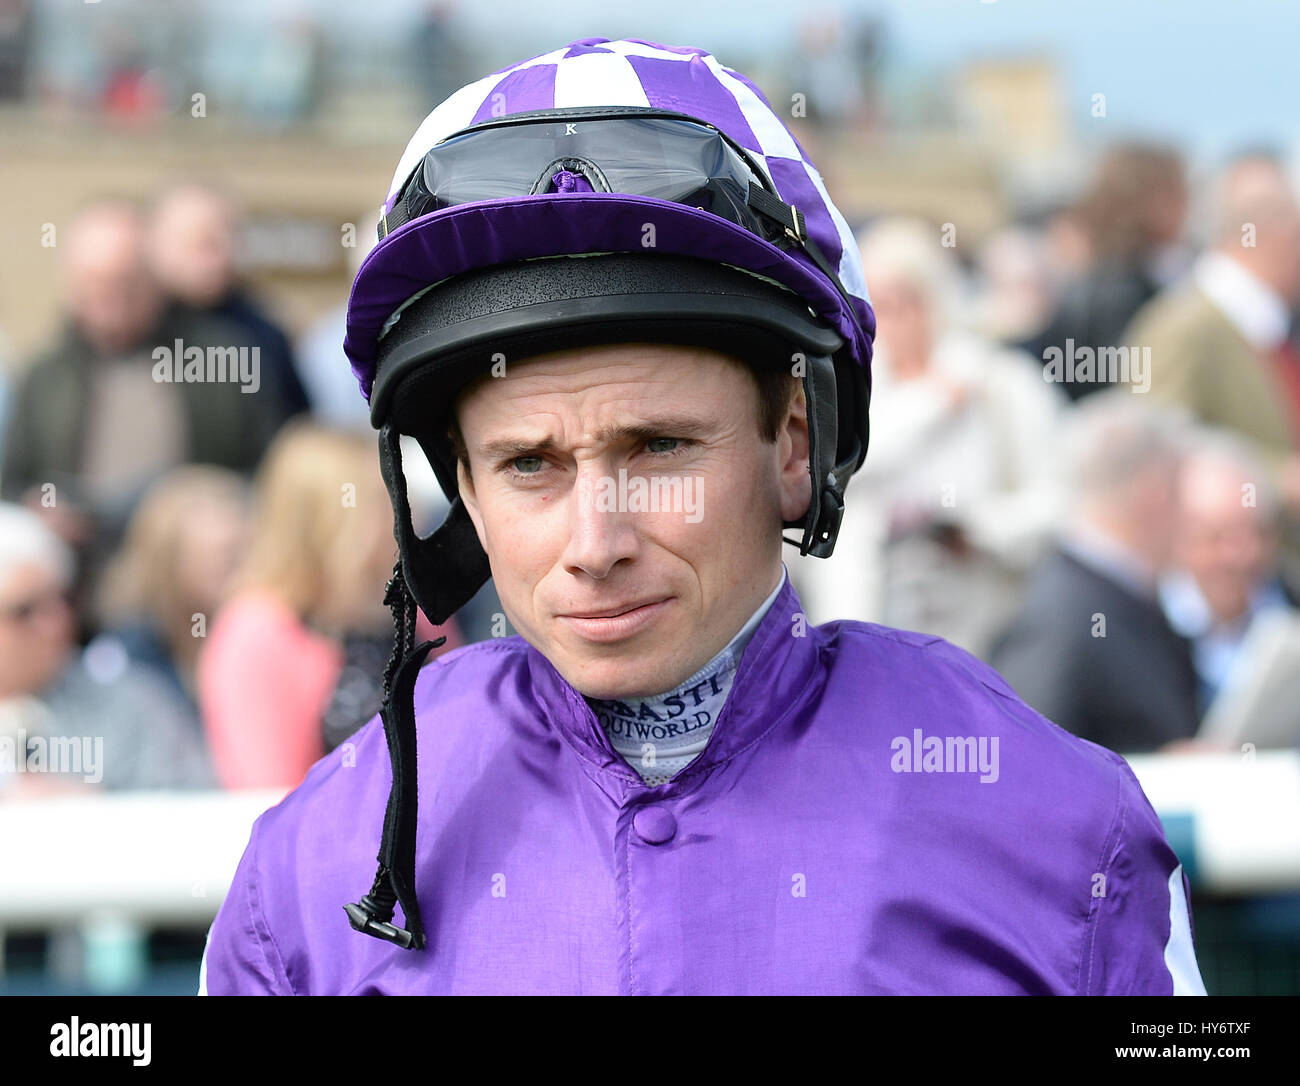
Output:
top-left (1125, 750), bottom-right (1300, 892)
top-left (0, 788), bottom-right (285, 988)
top-left (0, 789), bottom-right (286, 928)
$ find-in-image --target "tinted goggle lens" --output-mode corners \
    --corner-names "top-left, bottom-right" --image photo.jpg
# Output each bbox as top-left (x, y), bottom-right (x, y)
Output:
top-left (395, 115), bottom-right (780, 242)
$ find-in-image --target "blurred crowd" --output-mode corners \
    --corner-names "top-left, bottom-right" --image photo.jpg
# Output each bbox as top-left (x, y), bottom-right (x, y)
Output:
top-left (792, 144), bottom-right (1300, 759)
top-left (2, 141), bottom-right (1300, 802)
top-left (0, 183), bottom-right (470, 799)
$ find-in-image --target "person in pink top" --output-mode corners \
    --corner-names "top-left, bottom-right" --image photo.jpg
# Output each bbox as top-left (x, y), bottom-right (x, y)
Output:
top-left (198, 422), bottom-right (459, 789)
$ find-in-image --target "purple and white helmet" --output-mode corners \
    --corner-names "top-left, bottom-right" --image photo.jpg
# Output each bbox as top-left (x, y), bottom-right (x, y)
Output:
top-left (347, 37), bottom-right (874, 394)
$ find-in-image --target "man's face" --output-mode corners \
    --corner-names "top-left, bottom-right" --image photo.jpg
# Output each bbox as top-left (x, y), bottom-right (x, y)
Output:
top-left (1218, 160), bottom-right (1300, 303)
top-left (1176, 459), bottom-right (1277, 622)
top-left (454, 342), bottom-right (809, 700)
top-left (148, 189), bottom-right (237, 308)
top-left (0, 562), bottom-right (74, 699)
top-left (1128, 457), bottom-right (1184, 572)
top-left (867, 273), bottom-right (930, 366)
top-left (64, 211), bottom-right (163, 357)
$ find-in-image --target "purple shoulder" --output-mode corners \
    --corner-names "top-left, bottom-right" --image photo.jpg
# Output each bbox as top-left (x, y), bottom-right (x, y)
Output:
top-left (814, 617), bottom-right (1133, 785)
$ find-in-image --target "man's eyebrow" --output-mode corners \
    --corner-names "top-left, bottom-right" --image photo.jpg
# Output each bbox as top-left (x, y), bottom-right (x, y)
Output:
top-left (475, 415), bottom-right (717, 462)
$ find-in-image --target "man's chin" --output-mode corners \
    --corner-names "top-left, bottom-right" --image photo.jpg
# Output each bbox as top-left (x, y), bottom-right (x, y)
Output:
top-left (546, 642), bottom-right (686, 702)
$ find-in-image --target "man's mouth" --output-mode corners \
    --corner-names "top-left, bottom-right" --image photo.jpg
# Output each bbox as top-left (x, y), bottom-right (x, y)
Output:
top-left (556, 597), bottom-right (673, 643)
top-left (560, 597), bottom-right (668, 619)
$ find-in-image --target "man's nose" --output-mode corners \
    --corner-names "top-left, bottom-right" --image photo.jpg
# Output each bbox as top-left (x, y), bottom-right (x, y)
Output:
top-left (560, 463), bottom-right (639, 580)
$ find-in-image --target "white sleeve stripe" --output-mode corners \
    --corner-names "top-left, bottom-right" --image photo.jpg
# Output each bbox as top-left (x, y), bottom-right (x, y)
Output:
top-left (1165, 864), bottom-right (1207, 995)
top-left (197, 924), bottom-right (211, 996)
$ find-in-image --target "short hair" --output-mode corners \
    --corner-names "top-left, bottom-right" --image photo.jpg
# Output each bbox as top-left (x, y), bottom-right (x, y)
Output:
top-left (1075, 141), bottom-right (1185, 258)
top-left (447, 355), bottom-right (799, 481)
top-left (1063, 390), bottom-right (1192, 505)
top-left (0, 503), bottom-right (74, 588)
top-left (1205, 149), bottom-right (1295, 247)
top-left (854, 214), bottom-right (965, 329)
top-left (1179, 425), bottom-right (1281, 524)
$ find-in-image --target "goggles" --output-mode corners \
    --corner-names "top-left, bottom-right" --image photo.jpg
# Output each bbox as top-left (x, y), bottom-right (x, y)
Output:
top-left (378, 107), bottom-right (812, 251)
top-left (377, 107), bottom-right (863, 338)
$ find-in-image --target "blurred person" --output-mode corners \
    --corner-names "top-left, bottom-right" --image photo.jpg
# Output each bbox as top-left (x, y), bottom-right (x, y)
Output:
top-left (970, 224), bottom-right (1060, 349)
top-left (147, 182), bottom-right (310, 425)
top-left (0, 321), bottom-right (11, 477)
top-left (196, 423), bottom-right (459, 790)
top-left (295, 215), bottom-right (376, 430)
top-left (0, 503), bottom-right (213, 794)
top-left (93, 466), bottom-right (249, 726)
top-left (790, 216), bottom-right (1067, 658)
top-left (1042, 201), bottom-right (1094, 283)
top-left (0, 0), bottom-right (31, 101)
top-left (789, 10), bottom-right (867, 129)
top-left (0, 200), bottom-right (279, 610)
top-left (990, 393), bottom-right (1200, 754)
top-left (1028, 143), bottom-right (1188, 400)
top-left (410, 1), bottom-right (468, 109)
top-left (1160, 431), bottom-right (1299, 716)
top-left (1123, 151), bottom-right (1300, 542)
top-left (0, 503), bottom-right (79, 800)
top-left (243, 15), bottom-right (323, 127)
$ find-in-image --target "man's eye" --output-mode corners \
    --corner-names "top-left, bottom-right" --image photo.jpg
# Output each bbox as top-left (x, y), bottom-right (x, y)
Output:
top-left (646, 437), bottom-right (686, 454)
top-left (510, 456), bottom-right (544, 475)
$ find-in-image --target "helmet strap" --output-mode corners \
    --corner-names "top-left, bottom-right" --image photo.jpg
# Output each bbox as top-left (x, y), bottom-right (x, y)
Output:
top-left (782, 352), bottom-right (857, 558)
top-left (345, 424), bottom-right (474, 950)
top-left (343, 559), bottom-right (441, 950)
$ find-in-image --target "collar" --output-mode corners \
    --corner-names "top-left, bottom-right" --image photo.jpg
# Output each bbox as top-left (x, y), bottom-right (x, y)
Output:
top-left (1159, 569), bottom-right (1213, 638)
top-left (523, 563), bottom-right (824, 796)
top-left (1194, 250), bottom-right (1292, 351)
top-left (1161, 567), bottom-right (1292, 639)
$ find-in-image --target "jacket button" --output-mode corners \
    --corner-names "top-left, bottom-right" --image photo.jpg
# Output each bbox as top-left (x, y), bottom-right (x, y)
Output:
top-left (632, 806), bottom-right (677, 845)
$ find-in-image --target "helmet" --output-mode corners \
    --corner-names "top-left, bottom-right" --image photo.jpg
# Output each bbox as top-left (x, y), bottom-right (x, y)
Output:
top-left (342, 37), bottom-right (875, 950)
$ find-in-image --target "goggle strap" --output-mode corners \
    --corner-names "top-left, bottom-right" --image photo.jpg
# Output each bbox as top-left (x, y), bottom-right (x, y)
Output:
top-left (377, 199), bottom-right (412, 242)
top-left (745, 181), bottom-right (868, 345)
top-left (745, 180), bottom-right (804, 243)
top-left (801, 231), bottom-right (867, 341)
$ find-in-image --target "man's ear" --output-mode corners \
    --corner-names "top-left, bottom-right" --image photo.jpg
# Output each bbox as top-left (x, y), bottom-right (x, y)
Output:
top-left (778, 380), bottom-right (812, 523)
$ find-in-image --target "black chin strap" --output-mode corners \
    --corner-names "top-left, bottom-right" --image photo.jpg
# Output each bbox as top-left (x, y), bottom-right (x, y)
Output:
top-left (343, 562), bottom-right (443, 950)
top-left (346, 424), bottom-right (484, 951)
